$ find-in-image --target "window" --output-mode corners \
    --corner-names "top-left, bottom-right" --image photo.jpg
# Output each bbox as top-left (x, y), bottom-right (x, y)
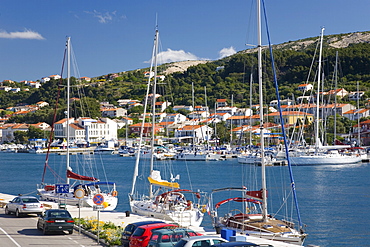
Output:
top-left (193, 240), bottom-right (210, 247)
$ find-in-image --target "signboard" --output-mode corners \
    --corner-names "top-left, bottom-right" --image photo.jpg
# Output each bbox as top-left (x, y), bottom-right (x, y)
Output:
top-left (55, 184), bottom-right (69, 194)
top-left (74, 189), bottom-right (85, 199)
top-left (93, 194), bottom-right (104, 205)
top-left (93, 205), bottom-right (104, 211)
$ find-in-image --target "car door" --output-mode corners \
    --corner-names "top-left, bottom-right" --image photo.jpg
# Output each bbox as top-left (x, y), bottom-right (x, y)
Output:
top-left (8, 197), bottom-right (19, 212)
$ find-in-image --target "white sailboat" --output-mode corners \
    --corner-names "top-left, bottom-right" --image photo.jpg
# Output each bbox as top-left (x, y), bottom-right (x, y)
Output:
top-left (37, 37), bottom-right (118, 211)
top-left (287, 28), bottom-right (361, 165)
top-left (128, 27), bottom-right (206, 227)
top-left (211, 1), bottom-right (307, 245)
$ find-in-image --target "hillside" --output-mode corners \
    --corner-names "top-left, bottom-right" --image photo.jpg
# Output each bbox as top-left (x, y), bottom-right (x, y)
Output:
top-left (2, 31), bottom-right (370, 121)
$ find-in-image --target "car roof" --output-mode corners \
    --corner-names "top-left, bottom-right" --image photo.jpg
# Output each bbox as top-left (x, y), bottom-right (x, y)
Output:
top-left (45, 209), bottom-right (70, 213)
top-left (18, 196), bottom-right (38, 199)
top-left (211, 242), bottom-right (258, 247)
top-left (138, 223), bottom-right (177, 229)
top-left (130, 221), bottom-right (165, 227)
top-left (181, 236), bottom-right (226, 241)
top-left (152, 228), bottom-right (192, 234)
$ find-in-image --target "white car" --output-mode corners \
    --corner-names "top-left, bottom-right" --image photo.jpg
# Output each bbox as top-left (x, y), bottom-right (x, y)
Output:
top-left (5, 196), bottom-right (44, 217)
top-left (174, 236), bottom-right (228, 247)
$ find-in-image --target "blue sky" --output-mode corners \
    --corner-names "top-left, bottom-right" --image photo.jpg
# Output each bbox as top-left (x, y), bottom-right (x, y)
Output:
top-left (0, 0), bottom-right (369, 82)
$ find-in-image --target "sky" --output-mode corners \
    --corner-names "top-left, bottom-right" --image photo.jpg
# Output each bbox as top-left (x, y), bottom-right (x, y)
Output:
top-left (0, 0), bottom-right (369, 82)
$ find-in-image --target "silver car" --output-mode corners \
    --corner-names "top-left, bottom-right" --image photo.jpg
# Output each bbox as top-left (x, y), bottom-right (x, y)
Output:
top-left (5, 196), bottom-right (44, 217)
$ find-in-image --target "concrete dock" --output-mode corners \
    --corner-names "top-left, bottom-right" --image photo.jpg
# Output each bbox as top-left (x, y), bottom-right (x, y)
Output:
top-left (0, 192), bottom-right (301, 247)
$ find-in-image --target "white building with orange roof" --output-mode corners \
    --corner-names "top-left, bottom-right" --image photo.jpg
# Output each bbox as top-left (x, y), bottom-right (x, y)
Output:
top-left (48, 75), bottom-right (61, 80)
top-left (216, 99), bottom-right (228, 108)
top-left (54, 117), bottom-right (117, 143)
top-left (80, 76), bottom-right (91, 82)
top-left (100, 107), bottom-right (127, 118)
top-left (0, 122), bottom-right (50, 143)
top-left (187, 111), bottom-right (209, 120)
top-left (226, 115), bottom-right (259, 127)
top-left (210, 112), bottom-right (232, 122)
top-left (161, 113), bottom-right (187, 124)
top-left (174, 124), bottom-right (213, 143)
top-left (297, 83), bottom-right (313, 92)
top-left (343, 108), bottom-right (370, 121)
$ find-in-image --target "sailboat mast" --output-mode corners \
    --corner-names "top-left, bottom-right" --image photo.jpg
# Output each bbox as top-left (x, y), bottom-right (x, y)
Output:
top-left (257, 0), bottom-right (268, 222)
top-left (315, 28), bottom-right (325, 152)
top-left (334, 51), bottom-right (338, 140)
top-left (149, 28), bottom-right (159, 198)
top-left (66, 37), bottom-right (71, 184)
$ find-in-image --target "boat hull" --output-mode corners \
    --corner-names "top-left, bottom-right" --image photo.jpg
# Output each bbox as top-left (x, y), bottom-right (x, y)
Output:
top-left (289, 155), bottom-right (362, 165)
top-left (37, 189), bottom-right (118, 211)
top-left (130, 199), bottom-right (203, 227)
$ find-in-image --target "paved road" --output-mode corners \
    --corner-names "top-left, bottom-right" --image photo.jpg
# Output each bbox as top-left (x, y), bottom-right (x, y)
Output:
top-left (0, 208), bottom-right (103, 247)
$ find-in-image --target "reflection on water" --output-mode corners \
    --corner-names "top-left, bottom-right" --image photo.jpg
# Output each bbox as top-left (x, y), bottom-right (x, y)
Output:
top-left (0, 153), bottom-right (369, 246)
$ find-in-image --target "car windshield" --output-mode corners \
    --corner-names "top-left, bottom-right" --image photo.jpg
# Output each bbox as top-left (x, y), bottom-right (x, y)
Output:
top-left (132, 228), bottom-right (145, 237)
top-left (22, 198), bottom-right (39, 203)
top-left (49, 211), bottom-right (71, 218)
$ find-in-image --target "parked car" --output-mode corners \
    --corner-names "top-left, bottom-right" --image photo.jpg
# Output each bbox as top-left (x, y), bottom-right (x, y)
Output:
top-left (121, 220), bottom-right (165, 247)
top-left (148, 228), bottom-right (202, 247)
top-left (37, 209), bottom-right (74, 235)
top-left (129, 222), bottom-right (178, 247)
top-left (174, 236), bottom-right (228, 247)
top-left (211, 242), bottom-right (273, 247)
top-left (4, 196), bottom-right (44, 217)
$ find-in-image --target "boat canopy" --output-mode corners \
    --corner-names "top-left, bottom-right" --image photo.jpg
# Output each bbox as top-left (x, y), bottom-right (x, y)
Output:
top-left (215, 197), bottom-right (262, 209)
top-left (67, 170), bottom-right (98, 182)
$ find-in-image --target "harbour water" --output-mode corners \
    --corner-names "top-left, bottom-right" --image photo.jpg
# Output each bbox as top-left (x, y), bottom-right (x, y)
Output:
top-left (0, 152), bottom-right (369, 246)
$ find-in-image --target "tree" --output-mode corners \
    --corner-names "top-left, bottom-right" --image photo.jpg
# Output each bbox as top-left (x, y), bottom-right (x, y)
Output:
top-left (13, 131), bottom-right (28, 144)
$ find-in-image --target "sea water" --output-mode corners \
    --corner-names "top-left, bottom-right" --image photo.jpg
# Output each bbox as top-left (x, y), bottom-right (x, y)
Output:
top-left (0, 152), bottom-right (369, 246)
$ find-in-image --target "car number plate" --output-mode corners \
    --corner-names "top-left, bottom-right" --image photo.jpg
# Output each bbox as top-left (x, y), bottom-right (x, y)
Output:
top-left (55, 220), bottom-right (65, 222)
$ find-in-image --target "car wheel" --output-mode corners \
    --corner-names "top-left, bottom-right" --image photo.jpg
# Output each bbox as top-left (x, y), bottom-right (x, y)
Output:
top-left (4, 207), bottom-right (10, 215)
top-left (37, 222), bottom-right (42, 230)
top-left (68, 229), bottom-right (73, 234)
top-left (15, 209), bottom-right (21, 217)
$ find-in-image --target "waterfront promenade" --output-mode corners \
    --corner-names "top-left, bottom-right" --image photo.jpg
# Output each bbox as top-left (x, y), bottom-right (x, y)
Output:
top-left (0, 192), bottom-right (299, 247)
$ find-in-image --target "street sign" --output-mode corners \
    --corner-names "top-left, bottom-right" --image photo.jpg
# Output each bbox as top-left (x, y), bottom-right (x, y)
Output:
top-left (55, 184), bottom-right (69, 193)
top-left (93, 194), bottom-right (104, 205)
top-left (74, 188), bottom-right (85, 199)
top-left (93, 205), bottom-right (104, 211)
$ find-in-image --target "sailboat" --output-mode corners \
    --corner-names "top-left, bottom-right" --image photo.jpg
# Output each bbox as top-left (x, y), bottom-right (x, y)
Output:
top-left (37, 37), bottom-right (118, 211)
top-left (128, 27), bottom-right (206, 227)
top-left (286, 28), bottom-right (361, 165)
top-left (210, 1), bottom-right (307, 245)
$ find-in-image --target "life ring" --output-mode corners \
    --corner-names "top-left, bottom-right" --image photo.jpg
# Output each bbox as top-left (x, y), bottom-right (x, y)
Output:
top-left (44, 185), bottom-right (55, 191)
top-left (112, 190), bottom-right (118, 197)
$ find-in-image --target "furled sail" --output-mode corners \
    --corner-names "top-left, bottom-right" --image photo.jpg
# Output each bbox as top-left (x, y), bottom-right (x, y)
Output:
top-left (67, 170), bottom-right (98, 181)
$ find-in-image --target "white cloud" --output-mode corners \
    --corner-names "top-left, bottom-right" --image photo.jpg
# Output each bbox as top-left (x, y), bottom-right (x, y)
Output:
top-left (85, 10), bottom-right (120, 24)
top-left (145, 48), bottom-right (202, 64)
top-left (218, 46), bottom-right (237, 58)
top-left (0, 29), bottom-right (45, 40)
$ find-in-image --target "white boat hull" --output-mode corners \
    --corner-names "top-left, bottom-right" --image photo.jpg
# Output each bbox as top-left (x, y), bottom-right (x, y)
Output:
top-left (289, 155), bottom-right (362, 165)
top-left (130, 199), bottom-right (203, 227)
top-left (37, 189), bottom-right (118, 211)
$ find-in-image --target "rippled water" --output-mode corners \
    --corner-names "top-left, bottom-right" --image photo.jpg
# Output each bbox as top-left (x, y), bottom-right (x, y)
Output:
top-left (1, 152), bottom-right (369, 246)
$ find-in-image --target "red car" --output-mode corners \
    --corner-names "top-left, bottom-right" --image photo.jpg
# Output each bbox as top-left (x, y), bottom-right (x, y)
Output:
top-left (129, 222), bottom-right (178, 247)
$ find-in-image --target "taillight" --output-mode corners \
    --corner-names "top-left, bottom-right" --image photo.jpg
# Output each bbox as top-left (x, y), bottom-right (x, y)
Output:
top-left (40, 204), bottom-right (44, 208)
top-left (22, 204), bottom-right (27, 209)
top-left (46, 220), bottom-right (55, 223)
top-left (66, 220), bottom-right (74, 223)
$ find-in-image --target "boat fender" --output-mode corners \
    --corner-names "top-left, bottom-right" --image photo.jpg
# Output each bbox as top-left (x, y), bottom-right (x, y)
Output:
top-left (112, 190), bottom-right (118, 197)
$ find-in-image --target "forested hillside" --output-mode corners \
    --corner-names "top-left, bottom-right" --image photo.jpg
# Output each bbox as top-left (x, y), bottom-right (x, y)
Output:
top-left (1, 31), bottom-right (370, 124)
